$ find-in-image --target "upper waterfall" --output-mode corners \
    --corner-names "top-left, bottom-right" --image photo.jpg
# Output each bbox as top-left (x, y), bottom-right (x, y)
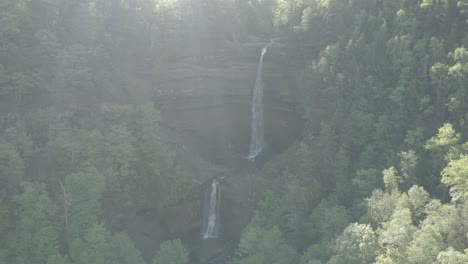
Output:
top-left (247, 44), bottom-right (269, 160)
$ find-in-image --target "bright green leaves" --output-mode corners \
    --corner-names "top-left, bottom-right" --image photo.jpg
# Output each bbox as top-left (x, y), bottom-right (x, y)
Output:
top-left (452, 47), bottom-right (468, 66)
top-left (367, 187), bottom-right (399, 224)
top-left (407, 225), bottom-right (444, 264)
top-left (383, 167), bottom-right (399, 192)
top-left (426, 123), bottom-right (461, 152)
top-left (422, 201), bottom-right (466, 251)
top-left (329, 223), bottom-right (380, 264)
top-left (356, 181), bottom-right (466, 264)
top-left (274, 0), bottom-right (305, 31)
top-left (437, 248), bottom-right (468, 263)
top-left (377, 209), bottom-right (417, 263)
top-left (359, 124), bottom-right (468, 263)
top-left (431, 62), bottom-right (450, 84)
top-left (420, 0), bottom-right (434, 8)
top-left (153, 239), bottom-right (188, 264)
top-left (429, 47), bottom-right (468, 128)
top-left (458, 0), bottom-right (468, 19)
top-left (425, 123), bottom-right (466, 176)
top-left (407, 185), bottom-right (430, 222)
top-left (442, 155), bottom-right (468, 202)
top-left (425, 124), bottom-right (468, 202)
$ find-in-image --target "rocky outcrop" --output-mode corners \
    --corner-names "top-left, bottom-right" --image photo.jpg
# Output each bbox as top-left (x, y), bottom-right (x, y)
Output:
top-left (128, 41), bottom-right (303, 263)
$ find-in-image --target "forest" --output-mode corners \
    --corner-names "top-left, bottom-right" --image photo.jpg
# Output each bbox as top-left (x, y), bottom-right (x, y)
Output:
top-left (0, 0), bottom-right (467, 263)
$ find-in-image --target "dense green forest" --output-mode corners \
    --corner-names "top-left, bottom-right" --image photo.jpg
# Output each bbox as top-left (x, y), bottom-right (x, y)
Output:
top-left (1, 0), bottom-right (467, 263)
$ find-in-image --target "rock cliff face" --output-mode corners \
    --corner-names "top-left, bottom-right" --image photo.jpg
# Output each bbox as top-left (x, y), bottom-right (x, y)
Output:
top-left (130, 43), bottom-right (302, 263)
top-left (129, 42), bottom-right (303, 263)
top-left (156, 42), bottom-right (302, 163)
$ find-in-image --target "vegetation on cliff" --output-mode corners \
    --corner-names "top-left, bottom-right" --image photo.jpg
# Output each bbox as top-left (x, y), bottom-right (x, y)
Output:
top-left (0, 0), bottom-right (467, 263)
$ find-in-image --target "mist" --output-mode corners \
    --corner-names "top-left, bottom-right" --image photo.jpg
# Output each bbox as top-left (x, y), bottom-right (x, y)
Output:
top-left (1, 1), bottom-right (467, 264)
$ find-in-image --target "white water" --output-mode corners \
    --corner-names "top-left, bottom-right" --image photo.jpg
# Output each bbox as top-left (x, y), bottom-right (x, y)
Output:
top-left (202, 179), bottom-right (220, 239)
top-left (247, 44), bottom-right (268, 160)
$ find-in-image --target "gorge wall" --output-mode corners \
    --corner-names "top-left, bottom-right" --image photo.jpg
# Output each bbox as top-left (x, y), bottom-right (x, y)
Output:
top-left (127, 41), bottom-right (303, 263)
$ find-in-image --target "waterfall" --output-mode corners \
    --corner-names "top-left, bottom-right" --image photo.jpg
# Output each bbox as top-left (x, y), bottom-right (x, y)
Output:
top-left (202, 179), bottom-right (221, 239)
top-left (247, 44), bottom-right (268, 160)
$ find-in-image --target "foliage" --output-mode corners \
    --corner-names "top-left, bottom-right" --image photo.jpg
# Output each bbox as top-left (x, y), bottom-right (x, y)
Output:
top-left (0, 139), bottom-right (24, 195)
top-left (153, 239), bottom-right (188, 264)
top-left (239, 226), bottom-right (299, 264)
top-left (442, 155), bottom-right (468, 202)
top-left (1, 0), bottom-right (468, 263)
top-left (328, 223), bottom-right (380, 264)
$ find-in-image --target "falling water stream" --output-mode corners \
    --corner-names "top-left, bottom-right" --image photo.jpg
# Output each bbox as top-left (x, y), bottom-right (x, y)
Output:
top-left (247, 44), bottom-right (269, 160)
top-left (202, 179), bottom-right (221, 239)
top-left (201, 43), bottom-right (270, 242)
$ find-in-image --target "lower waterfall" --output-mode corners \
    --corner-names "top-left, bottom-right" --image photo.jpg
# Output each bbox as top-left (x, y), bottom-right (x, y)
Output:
top-left (202, 179), bottom-right (221, 239)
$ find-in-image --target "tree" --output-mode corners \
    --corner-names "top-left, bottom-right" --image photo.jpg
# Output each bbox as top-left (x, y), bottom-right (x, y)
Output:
top-left (0, 139), bottom-right (24, 196)
top-left (303, 200), bottom-right (349, 243)
top-left (441, 155), bottom-right (468, 202)
top-left (377, 209), bottom-right (416, 263)
top-left (69, 223), bottom-right (111, 264)
top-left (367, 189), bottom-right (400, 225)
top-left (239, 226), bottom-right (299, 264)
top-left (133, 103), bottom-right (189, 211)
top-left (407, 225), bottom-right (444, 264)
top-left (383, 167), bottom-right (399, 192)
top-left (64, 167), bottom-right (105, 238)
top-left (69, 223), bottom-right (143, 264)
top-left (425, 123), bottom-right (461, 159)
top-left (422, 201), bottom-right (466, 251)
top-left (407, 185), bottom-right (430, 223)
top-left (353, 168), bottom-right (380, 199)
top-left (89, 124), bottom-right (136, 224)
top-left (0, 138), bottom-right (24, 259)
top-left (399, 150), bottom-right (418, 188)
top-left (300, 243), bottom-right (329, 264)
top-left (107, 233), bottom-right (145, 264)
top-left (153, 239), bottom-right (188, 264)
top-left (437, 248), bottom-right (468, 264)
top-left (328, 223), bottom-right (380, 264)
top-left (9, 182), bottom-right (61, 264)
